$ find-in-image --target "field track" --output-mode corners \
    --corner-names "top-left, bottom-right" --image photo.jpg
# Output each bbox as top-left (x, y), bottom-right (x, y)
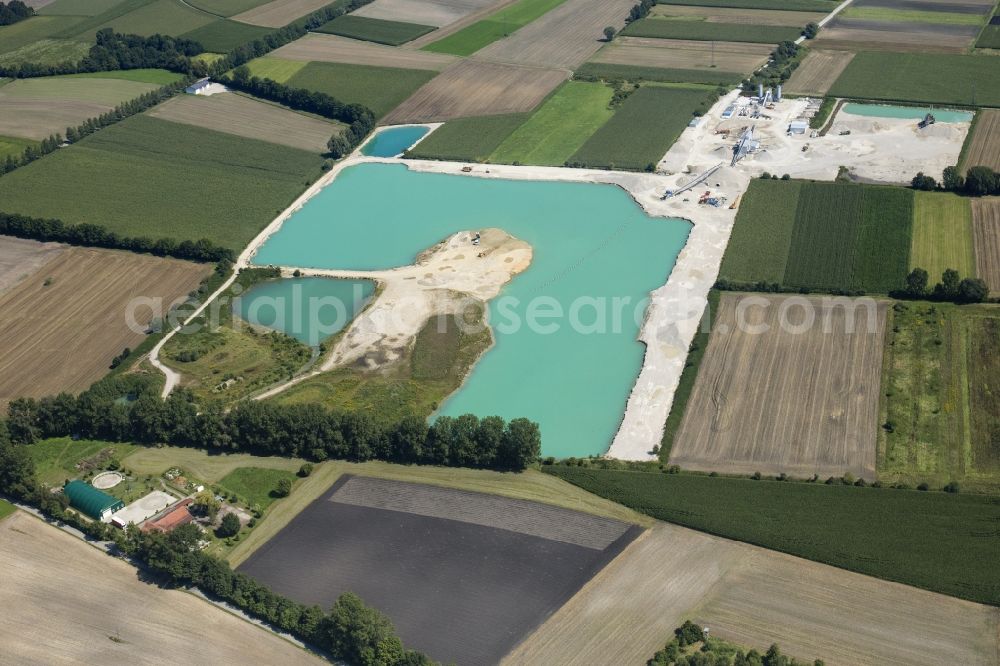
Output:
top-left (972, 198), bottom-right (1000, 293)
top-left (505, 522), bottom-right (1000, 665)
top-left (270, 32), bottom-right (458, 69)
top-left (230, 0), bottom-right (333, 26)
top-left (473, 0), bottom-right (635, 69)
top-left (0, 236), bottom-right (64, 295)
top-left (963, 109), bottom-right (1000, 172)
top-left (0, 247), bottom-right (209, 407)
top-left (0, 511), bottom-right (321, 665)
top-left (670, 293), bottom-right (887, 480)
top-left (590, 37), bottom-right (771, 73)
top-left (355, 0), bottom-right (502, 27)
top-left (0, 77), bottom-right (159, 140)
top-left (784, 49), bottom-right (855, 96)
top-left (148, 93), bottom-right (341, 152)
top-left (381, 59), bottom-right (567, 123)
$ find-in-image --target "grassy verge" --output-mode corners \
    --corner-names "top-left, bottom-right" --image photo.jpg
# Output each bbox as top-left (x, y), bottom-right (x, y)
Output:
top-left (422, 0), bottom-right (568, 55)
top-left (658, 290), bottom-right (720, 461)
top-left (0, 135), bottom-right (37, 161)
top-left (569, 85), bottom-right (717, 171)
top-left (489, 81), bottom-right (614, 166)
top-left (576, 63), bottom-right (743, 86)
top-left (544, 465), bottom-right (1000, 606)
top-left (228, 462), bottom-right (654, 566)
top-left (315, 15), bottom-right (435, 45)
top-left (406, 113), bottom-right (530, 161)
top-left (0, 498), bottom-right (13, 522)
top-left (808, 96), bottom-right (836, 130)
top-left (622, 18), bottom-right (801, 43)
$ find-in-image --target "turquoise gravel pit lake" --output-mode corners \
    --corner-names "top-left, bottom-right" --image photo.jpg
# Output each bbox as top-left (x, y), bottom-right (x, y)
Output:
top-left (252, 163), bottom-right (690, 458)
top-left (843, 103), bottom-right (973, 123)
top-left (361, 125), bottom-right (431, 157)
top-left (237, 277), bottom-right (374, 346)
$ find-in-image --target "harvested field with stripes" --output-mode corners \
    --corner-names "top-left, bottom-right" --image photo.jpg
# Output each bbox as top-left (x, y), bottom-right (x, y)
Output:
top-left (0, 76), bottom-right (161, 140)
top-left (910, 191), bottom-right (974, 279)
top-left (270, 32), bottom-right (458, 69)
top-left (973, 198), bottom-right (1000, 292)
top-left (814, 17), bottom-right (979, 51)
top-left (0, 236), bottom-right (64, 295)
top-left (0, 247), bottom-right (210, 407)
top-left (148, 92), bottom-right (343, 152)
top-left (589, 37), bottom-right (771, 74)
top-left (238, 475), bottom-right (640, 665)
top-left (784, 49), bottom-right (855, 96)
top-left (0, 512), bottom-right (322, 665)
top-left (651, 3), bottom-right (826, 24)
top-left (382, 60), bottom-right (567, 123)
top-left (355, 0), bottom-right (503, 26)
top-left (472, 0), bottom-right (635, 69)
top-left (669, 293), bottom-right (887, 480)
top-left (231, 0), bottom-right (334, 27)
top-left (505, 522), bottom-right (1000, 666)
top-left (962, 109), bottom-right (1000, 172)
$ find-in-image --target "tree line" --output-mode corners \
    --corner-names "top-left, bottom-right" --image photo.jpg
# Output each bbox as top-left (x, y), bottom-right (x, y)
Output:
top-left (0, 80), bottom-right (189, 177)
top-left (0, 425), bottom-right (431, 666)
top-left (0, 29), bottom-right (204, 78)
top-left (912, 165), bottom-right (1000, 197)
top-left (650, 620), bottom-right (823, 666)
top-left (6, 377), bottom-right (541, 471)
top-left (900, 267), bottom-right (988, 303)
top-left (0, 211), bottom-right (234, 263)
top-left (745, 41), bottom-right (799, 92)
top-left (0, 0), bottom-right (31, 26)
top-left (221, 67), bottom-right (376, 158)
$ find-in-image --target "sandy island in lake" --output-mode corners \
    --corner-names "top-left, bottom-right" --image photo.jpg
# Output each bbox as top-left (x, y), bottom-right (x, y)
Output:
top-left (254, 228), bottom-right (531, 399)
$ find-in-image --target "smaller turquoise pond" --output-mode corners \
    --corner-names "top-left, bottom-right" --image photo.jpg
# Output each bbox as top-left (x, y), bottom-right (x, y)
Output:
top-left (237, 277), bottom-right (374, 346)
top-left (843, 103), bottom-right (973, 123)
top-left (361, 126), bottom-right (430, 157)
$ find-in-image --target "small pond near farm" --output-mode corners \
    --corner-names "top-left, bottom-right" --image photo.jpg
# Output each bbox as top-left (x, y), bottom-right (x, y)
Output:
top-left (237, 277), bottom-right (375, 346)
top-left (361, 125), bottom-right (431, 157)
top-left (251, 163), bottom-right (690, 458)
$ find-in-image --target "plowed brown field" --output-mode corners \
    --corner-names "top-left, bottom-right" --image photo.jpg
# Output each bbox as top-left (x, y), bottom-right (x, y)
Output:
top-left (590, 37), bottom-right (771, 73)
top-left (963, 109), bottom-right (1000, 172)
top-left (354, 0), bottom-right (502, 27)
top-left (669, 293), bottom-right (887, 480)
top-left (270, 32), bottom-right (458, 69)
top-left (972, 198), bottom-right (1000, 293)
top-left (652, 5), bottom-right (826, 25)
top-left (785, 49), bottom-right (855, 96)
top-left (381, 59), bottom-right (567, 123)
top-left (0, 511), bottom-right (321, 665)
top-left (0, 247), bottom-right (209, 406)
top-left (0, 236), bottom-right (64, 295)
top-left (506, 522), bottom-right (1000, 666)
top-left (231, 0), bottom-right (333, 27)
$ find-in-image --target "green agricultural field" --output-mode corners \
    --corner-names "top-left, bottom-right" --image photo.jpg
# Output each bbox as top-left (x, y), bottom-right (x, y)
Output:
top-left (286, 61), bottom-right (436, 118)
top-left (28, 438), bottom-right (138, 486)
top-left (0, 38), bottom-right (90, 66)
top-left (0, 115), bottom-right (324, 251)
top-left (621, 18), bottom-right (801, 43)
top-left (50, 0), bottom-right (156, 40)
top-left (0, 499), bottom-right (13, 522)
top-left (977, 25), bottom-right (1000, 49)
top-left (544, 466), bottom-right (1000, 606)
top-left (245, 56), bottom-right (307, 83)
top-left (880, 302), bottom-right (1000, 493)
top-left (422, 0), bottom-right (568, 56)
top-left (719, 179), bottom-right (801, 284)
top-left (490, 81), bottom-right (614, 166)
top-left (0, 16), bottom-right (86, 54)
top-left (180, 19), bottom-right (272, 52)
top-left (315, 15), bottom-right (435, 45)
top-left (656, 0), bottom-right (837, 10)
top-left (575, 63), bottom-right (742, 86)
top-left (722, 180), bottom-right (913, 294)
top-left (406, 113), bottom-right (530, 161)
top-left (569, 85), bottom-right (716, 171)
top-left (841, 6), bottom-right (985, 25)
top-left (39, 0), bottom-right (129, 15)
top-left (828, 52), bottom-right (1000, 107)
top-left (218, 467), bottom-right (298, 510)
top-left (0, 135), bottom-right (37, 161)
top-left (184, 0), bottom-right (271, 17)
top-left (95, 0), bottom-right (216, 38)
top-left (61, 68), bottom-right (184, 85)
top-left (910, 191), bottom-right (974, 279)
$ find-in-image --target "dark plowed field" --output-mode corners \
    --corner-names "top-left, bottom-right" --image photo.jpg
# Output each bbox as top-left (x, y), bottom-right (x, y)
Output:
top-left (238, 475), bottom-right (641, 665)
top-left (854, 0), bottom-right (994, 13)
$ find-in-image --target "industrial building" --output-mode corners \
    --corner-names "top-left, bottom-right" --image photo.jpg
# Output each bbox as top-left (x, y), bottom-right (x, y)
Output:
top-left (63, 480), bottom-right (124, 522)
